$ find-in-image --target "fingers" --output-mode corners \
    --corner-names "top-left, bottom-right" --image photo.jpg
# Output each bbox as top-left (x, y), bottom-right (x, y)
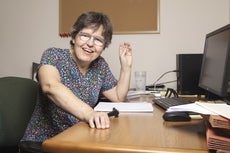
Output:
top-left (88, 112), bottom-right (110, 129)
top-left (119, 42), bottom-right (132, 68)
top-left (119, 42), bottom-right (132, 56)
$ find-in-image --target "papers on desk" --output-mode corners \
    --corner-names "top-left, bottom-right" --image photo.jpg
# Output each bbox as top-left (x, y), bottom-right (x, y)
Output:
top-left (168, 101), bottom-right (230, 152)
top-left (127, 90), bottom-right (153, 99)
top-left (166, 101), bottom-right (230, 119)
top-left (94, 102), bottom-right (153, 113)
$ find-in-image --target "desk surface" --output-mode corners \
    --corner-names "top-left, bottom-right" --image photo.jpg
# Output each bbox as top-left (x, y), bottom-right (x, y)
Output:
top-left (42, 95), bottom-right (208, 153)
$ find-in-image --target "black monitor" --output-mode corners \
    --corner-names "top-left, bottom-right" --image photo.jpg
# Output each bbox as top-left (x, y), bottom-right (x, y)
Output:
top-left (198, 24), bottom-right (230, 101)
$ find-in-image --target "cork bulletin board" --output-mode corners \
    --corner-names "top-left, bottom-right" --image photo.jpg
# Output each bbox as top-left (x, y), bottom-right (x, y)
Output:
top-left (59, 0), bottom-right (160, 37)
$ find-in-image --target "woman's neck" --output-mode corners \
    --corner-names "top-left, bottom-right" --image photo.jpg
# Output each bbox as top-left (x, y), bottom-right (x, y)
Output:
top-left (69, 48), bottom-right (89, 75)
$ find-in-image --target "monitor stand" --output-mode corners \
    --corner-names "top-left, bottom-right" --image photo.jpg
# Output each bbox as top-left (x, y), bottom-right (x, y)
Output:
top-left (204, 91), bottom-right (221, 101)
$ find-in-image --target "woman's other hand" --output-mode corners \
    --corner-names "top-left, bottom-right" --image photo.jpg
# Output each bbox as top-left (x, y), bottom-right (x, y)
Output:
top-left (119, 42), bottom-right (132, 69)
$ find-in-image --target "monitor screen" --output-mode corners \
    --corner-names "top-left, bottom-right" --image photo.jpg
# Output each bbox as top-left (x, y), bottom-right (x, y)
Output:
top-left (199, 24), bottom-right (230, 100)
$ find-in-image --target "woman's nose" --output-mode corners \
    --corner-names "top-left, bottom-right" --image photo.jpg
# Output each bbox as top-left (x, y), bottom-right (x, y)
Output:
top-left (86, 37), bottom-right (94, 46)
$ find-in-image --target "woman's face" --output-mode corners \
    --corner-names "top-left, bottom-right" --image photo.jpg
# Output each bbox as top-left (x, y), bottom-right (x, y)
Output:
top-left (72, 25), bottom-right (105, 65)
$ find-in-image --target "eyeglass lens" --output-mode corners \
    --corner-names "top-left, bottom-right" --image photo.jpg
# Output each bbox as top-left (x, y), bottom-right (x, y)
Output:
top-left (79, 32), bottom-right (104, 46)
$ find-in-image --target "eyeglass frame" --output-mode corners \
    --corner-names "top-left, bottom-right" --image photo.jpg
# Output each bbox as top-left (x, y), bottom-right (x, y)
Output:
top-left (77, 32), bottom-right (105, 47)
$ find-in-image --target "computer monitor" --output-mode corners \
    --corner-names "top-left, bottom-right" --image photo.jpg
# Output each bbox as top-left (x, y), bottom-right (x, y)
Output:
top-left (199, 24), bottom-right (230, 101)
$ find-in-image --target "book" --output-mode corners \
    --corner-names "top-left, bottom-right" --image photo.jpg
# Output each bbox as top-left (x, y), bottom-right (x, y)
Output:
top-left (206, 115), bottom-right (230, 152)
top-left (206, 127), bottom-right (230, 152)
top-left (209, 115), bottom-right (230, 129)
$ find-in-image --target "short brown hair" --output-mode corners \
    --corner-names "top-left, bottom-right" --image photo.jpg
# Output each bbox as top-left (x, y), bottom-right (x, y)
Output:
top-left (70, 11), bottom-right (113, 49)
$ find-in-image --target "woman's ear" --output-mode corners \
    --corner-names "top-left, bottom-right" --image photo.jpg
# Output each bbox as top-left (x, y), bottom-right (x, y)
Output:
top-left (72, 39), bottom-right (75, 44)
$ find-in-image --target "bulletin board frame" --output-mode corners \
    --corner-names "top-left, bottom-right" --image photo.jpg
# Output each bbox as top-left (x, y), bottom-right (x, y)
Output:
top-left (59, 0), bottom-right (160, 36)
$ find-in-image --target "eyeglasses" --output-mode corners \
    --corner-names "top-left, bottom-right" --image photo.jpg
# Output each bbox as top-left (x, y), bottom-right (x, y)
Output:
top-left (78, 32), bottom-right (105, 47)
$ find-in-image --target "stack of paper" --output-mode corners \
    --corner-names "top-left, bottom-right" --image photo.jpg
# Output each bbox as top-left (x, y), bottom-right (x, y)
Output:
top-left (166, 101), bottom-right (230, 119)
top-left (196, 102), bottom-right (230, 119)
top-left (166, 102), bottom-right (217, 115)
top-left (94, 102), bottom-right (153, 113)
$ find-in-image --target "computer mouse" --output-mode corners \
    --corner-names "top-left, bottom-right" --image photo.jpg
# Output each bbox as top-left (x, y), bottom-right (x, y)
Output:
top-left (163, 111), bottom-right (191, 122)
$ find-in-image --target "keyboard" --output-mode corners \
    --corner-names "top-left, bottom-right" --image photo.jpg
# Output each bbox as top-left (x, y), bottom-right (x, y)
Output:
top-left (152, 97), bottom-right (191, 110)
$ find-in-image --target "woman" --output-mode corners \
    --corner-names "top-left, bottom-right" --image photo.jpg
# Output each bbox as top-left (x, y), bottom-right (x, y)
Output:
top-left (20, 11), bottom-right (132, 152)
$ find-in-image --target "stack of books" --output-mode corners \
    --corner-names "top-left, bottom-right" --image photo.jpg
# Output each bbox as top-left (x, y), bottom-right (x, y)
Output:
top-left (206, 115), bottom-right (230, 152)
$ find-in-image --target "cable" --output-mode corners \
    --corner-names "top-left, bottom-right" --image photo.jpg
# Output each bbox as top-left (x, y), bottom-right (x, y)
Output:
top-left (157, 80), bottom-right (177, 85)
top-left (152, 70), bottom-right (179, 90)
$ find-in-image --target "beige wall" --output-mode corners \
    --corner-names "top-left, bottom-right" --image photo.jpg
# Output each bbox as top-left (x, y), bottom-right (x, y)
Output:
top-left (0, 0), bottom-right (229, 89)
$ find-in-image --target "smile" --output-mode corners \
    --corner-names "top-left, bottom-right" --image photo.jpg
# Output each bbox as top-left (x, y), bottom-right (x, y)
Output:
top-left (82, 47), bottom-right (94, 53)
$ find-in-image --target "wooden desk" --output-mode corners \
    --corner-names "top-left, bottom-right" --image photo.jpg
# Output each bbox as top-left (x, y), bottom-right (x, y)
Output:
top-left (42, 95), bottom-right (208, 153)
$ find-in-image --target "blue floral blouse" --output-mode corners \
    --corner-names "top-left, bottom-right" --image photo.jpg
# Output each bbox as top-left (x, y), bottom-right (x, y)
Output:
top-left (21, 47), bottom-right (117, 142)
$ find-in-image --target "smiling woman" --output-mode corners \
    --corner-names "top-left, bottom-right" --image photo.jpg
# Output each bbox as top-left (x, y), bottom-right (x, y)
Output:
top-left (20, 11), bottom-right (133, 153)
top-left (59, 0), bottom-right (160, 35)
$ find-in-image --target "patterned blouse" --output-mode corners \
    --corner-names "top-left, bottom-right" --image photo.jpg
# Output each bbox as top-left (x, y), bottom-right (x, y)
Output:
top-left (21, 47), bottom-right (117, 142)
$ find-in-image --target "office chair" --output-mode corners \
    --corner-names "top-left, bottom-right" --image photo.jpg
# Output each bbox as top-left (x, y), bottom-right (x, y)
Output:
top-left (0, 77), bottom-right (39, 153)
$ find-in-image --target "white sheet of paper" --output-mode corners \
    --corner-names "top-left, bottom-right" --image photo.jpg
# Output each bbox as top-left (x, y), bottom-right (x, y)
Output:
top-left (195, 102), bottom-right (230, 119)
top-left (166, 101), bottom-right (230, 119)
top-left (94, 102), bottom-right (153, 113)
top-left (166, 103), bottom-right (217, 115)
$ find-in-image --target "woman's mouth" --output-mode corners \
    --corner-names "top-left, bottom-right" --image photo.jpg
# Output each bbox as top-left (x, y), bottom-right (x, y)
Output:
top-left (82, 47), bottom-right (94, 54)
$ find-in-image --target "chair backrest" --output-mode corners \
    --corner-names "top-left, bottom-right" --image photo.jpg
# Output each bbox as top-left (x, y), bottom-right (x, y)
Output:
top-left (0, 77), bottom-right (39, 147)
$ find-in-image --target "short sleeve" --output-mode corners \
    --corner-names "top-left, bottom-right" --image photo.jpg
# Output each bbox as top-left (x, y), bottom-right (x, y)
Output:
top-left (40, 48), bottom-right (60, 66)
